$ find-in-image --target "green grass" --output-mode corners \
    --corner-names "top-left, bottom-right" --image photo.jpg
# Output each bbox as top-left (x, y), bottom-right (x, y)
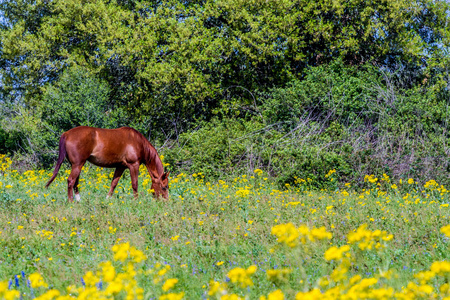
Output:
top-left (1, 161), bottom-right (450, 299)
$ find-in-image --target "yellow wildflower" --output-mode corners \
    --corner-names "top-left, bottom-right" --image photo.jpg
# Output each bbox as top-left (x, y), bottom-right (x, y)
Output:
top-left (208, 280), bottom-right (227, 296)
top-left (295, 288), bottom-right (323, 300)
top-left (162, 278), bottom-right (178, 292)
top-left (98, 261), bottom-right (116, 282)
top-left (159, 292), bottom-right (185, 300)
top-left (309, 226), bottom-right (332, 241)
top-left (227, 266), bottom-right (257, 288)
top-left (440, 225), bottom-right (450, 238)
top-left (324, 245), bottom-right (350, 261)
top-left (29, 273), bottom-right (48, 288)
top-left (33, 289), bottom-right (60, 300)
top-left (271, 223), bottom-right (299, 247)
top-left (431, 261), bottom-right (450, 275)
top-left (266, 269), bottom-right (291, 283)
top-left (260, 289), bottom-right (285, 300)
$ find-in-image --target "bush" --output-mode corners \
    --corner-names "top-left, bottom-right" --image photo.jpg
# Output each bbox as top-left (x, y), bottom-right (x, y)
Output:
top-left (165, 118), bottom-right (272, 178)
top-left (164, 117), bottom-right (352, 189)
top-left (40, 65), bottom-right (117, 133)
top-left (164, 60), bottom-right (450, 189)
top-left (0, 128), bottom-right (23, 154)
top-left (262, 60), bottom-right (382, 131)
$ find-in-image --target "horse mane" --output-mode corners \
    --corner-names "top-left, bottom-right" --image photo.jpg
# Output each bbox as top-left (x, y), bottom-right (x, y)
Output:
top-left (118, 127), bottom-right (163, 175)
top-left (124, 128), bottom-right (164, 176)
top-left (145, 143), bottom-right (164, 175)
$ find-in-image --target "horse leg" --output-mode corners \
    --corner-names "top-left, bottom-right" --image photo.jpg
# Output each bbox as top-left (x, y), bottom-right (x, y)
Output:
top-left (107, 167), bottom-right (126, 198)
top-left (72, 163), bottom-right (85, 201)
top-left (128, 163), bottom-right (140, 199)
top-left (67, 164), bottom-right (83, 202)
top-left (74, 175), bottom-right (81, 201)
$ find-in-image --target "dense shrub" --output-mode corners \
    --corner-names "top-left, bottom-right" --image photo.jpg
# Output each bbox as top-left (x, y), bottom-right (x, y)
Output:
top-left (262, 60), bottom-right (383, 130)
top-left (165, 118), bottom-right (352, 188)
top-left (164, 118), bottom-right (272, 178)
top-left (0, 128), bottom-right (22, 154)
top-left (41, 66), bottom-right (116, 132)
top-left (164, 60), bottom-right (450, 189)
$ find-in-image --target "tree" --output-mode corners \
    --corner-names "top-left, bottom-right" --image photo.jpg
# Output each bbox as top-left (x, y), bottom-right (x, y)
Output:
top-left (1, 0), bottom-right (449, 139)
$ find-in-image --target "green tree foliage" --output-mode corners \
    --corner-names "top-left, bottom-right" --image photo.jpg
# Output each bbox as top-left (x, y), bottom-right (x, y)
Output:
top-left (263, 59), bottom-right (450, 136)
top-left (1, 0), bottom-right (450, 182)
top-left (262, 60), bottom-right (383, 130)
top-left (1, 0), bottom-right (449, 135)
top-left (0, 128), bottom-right (22, 154)
top-left (40, 66), bottom-right (113, 132)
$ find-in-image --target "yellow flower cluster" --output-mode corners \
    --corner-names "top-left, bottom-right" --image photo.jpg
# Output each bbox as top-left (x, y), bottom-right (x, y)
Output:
top-left (298, 273), bottom-right (395, 299)
top-left (112, 242), bottom-right (146, 263)
top-left (309, 226), bottom-right (333, 241)
top-left (324, 245), bottom-right (350, 261)
top-left (271, 223), bottom-right (332, 247)
top-left (29, 273), bottom-right (48, 288)
top-left (0, 280), bottom-right (20, 300)
top-left (253, 169), bottom-right (263, 176)
top-left (0, 154), bottom-right (12, 172)
top-left (36, 230), bottom-right (53, 240)
top-left (325, 169), bottom-right (336, 178)
top-left (235, 188), bottom-right (250, 198)
top-left (364, 174), bottom-right (378, 183)
top-left (259, 289), bottom-right (285, 300)
top-left (162, 278), bottom-right (178, 292)
top-left (424, 179), bottom-right (438, 189)
top-left (227, 265), bottom-right (257, 288)
top-left (430, 261), bottom-right (450, 275)
top-left (347, 224), bottom-right (393, 251)
top-left (271, 223), bottom-right (299, 247)
top-left (441, 224), bottom-right (450, 238)
top-left (66, 259), bottom-right (144, 300)
top-left (159, 292), bottom-right (185, 300)
top-left (159, 155), bottom-right (170, 167)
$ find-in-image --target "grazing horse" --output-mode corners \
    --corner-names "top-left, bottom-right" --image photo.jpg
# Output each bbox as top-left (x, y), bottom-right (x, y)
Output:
top-left (45, 126), bottom-right (169, 202)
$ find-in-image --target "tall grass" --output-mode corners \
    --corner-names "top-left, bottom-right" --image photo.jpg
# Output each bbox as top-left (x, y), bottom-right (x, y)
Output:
top-left (1, 155), bottom-right (450, 299)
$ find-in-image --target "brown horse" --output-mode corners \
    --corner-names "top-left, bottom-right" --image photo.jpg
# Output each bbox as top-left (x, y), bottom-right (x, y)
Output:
top-left (45, 126), bottom-right (169, 202)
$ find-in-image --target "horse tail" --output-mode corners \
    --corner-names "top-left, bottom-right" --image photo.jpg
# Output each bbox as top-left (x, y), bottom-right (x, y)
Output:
top-left (45, 134), bottom-right (67, 188)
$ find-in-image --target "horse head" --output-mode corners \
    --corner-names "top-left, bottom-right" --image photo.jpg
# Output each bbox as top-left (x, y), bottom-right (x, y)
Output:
top-left (151, 171), bottom-right (170, 199)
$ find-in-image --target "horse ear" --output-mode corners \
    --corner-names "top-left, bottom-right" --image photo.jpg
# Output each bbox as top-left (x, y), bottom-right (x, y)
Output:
top-left (162, 172), bottom-right (170, 180)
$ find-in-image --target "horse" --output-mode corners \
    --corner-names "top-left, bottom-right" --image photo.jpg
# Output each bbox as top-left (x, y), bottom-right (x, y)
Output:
top-left (45, 126), bottom-right (169, 202)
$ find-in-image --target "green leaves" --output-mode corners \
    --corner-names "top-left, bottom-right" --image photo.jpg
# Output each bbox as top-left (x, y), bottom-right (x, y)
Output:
top-left (41, 66), bottom-right (112, 131)
top-left (0, 0), bottom-right (449, 143)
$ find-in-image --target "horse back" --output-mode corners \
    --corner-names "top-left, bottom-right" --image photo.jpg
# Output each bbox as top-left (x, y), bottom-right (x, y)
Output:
top-left (63, 126), bottom-right (147, 167)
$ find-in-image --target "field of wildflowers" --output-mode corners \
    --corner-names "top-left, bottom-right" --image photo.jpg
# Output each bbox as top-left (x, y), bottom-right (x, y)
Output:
top-left (1, 154), bottom-right (450, 299)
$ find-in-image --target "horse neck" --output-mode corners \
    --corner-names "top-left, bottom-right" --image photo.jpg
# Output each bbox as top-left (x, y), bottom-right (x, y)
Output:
top-left (145, 142), bottom-right (164, 179)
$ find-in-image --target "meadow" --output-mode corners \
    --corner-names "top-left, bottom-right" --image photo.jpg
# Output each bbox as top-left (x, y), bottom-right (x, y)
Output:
top-left (1, 154), bottom-right (450, 299)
